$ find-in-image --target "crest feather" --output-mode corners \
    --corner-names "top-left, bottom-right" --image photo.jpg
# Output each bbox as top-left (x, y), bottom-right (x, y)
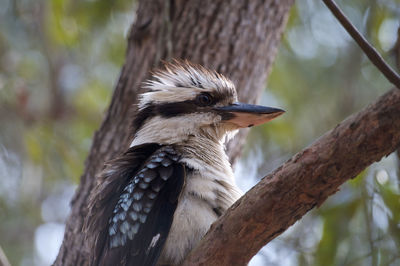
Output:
top-left (144, 60), bottom-right (235, 92)
top-left (139, 60), bottom-right (237, 109)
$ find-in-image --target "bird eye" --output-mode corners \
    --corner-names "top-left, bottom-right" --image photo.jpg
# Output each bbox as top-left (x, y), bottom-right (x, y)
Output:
top-left (196, 93), bottom-right (213, 106)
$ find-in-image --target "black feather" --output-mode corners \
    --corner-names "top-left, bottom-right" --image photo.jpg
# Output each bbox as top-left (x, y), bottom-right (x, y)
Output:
top-left (85, 145), bottom-right (185, 266)
top-left (85, 143), bottom-right (161, 266)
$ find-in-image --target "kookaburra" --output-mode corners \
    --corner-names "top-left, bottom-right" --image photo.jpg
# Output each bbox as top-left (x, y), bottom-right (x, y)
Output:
top-left (85, 60), bottom-right (284, 266)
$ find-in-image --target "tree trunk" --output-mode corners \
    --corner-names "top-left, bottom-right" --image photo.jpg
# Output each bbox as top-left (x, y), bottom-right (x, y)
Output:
top-left (54, 1), bottom-right (294, 265)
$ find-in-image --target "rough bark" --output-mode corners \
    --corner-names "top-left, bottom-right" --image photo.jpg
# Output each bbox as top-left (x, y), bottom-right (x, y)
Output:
top-left (54, 1), bottom-right (294, 265)
top-left (182, 88), bottom-right (400, 266)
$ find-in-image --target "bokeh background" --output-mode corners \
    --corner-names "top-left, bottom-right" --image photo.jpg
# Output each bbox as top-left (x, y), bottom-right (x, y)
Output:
top-left (0, 0), bottom-right (399, 265)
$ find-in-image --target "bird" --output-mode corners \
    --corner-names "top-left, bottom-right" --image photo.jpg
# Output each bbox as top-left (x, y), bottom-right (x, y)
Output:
top-left (85, 60), bottom-right (284, 266)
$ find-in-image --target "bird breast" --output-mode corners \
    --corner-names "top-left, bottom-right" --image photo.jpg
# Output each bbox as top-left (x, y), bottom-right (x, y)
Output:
top-left (158, 147), bottom-right (243, 265)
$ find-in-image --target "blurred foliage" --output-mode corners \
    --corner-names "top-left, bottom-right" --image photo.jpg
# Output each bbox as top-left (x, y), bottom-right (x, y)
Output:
top-left (244, 1), bottom-right (400, 266)
top-left (0, 0), bottom-right (399, 265)
top-left (0, 0), bottom-right (135, 265)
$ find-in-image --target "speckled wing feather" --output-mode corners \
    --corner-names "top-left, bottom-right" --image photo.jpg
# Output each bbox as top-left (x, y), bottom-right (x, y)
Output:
top-left (85, 144), bottom-right (185, 266)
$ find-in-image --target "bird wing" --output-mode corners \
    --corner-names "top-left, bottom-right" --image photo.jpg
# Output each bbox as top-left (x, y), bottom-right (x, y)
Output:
top-left (85, 144), bottom-right (185, 266)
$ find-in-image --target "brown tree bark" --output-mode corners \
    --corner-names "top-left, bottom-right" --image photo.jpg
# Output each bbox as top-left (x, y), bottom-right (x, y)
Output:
top-left (183, 88), bottom-right (400, 266)
top-left (54, 1), bottom-right (294, 265)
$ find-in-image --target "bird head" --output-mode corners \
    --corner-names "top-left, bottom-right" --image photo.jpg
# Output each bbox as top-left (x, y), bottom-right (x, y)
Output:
top-left (130, 61), bottom-right (284, 146)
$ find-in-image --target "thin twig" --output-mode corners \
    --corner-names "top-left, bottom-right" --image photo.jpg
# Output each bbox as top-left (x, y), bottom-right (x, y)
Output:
top-left (0, 246), bottom-right (11, 266)
top-left (322, 0), bottom-right (400, 89)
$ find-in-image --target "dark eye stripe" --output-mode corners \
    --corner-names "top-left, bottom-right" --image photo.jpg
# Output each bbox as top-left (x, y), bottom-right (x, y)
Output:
top-left (132, 101), bottom-right (198, 131)
top-left (156, 101), bottom-right (197, 117)
top-left (132, 91), bottom-right (229, 132)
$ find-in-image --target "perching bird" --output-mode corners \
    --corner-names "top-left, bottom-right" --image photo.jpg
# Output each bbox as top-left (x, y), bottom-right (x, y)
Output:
top-left (85, 60), bottom-right (284, 266)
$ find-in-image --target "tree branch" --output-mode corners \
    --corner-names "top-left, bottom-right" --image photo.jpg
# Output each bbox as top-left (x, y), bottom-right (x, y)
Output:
top-left (183, 88), bottom-right (400, 266)
top-left (322, 0), bottom-right (400, 89)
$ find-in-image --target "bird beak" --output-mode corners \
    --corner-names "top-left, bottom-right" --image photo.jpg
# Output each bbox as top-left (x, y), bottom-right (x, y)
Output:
top-left (215, 102), bottom-right (285, 128)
